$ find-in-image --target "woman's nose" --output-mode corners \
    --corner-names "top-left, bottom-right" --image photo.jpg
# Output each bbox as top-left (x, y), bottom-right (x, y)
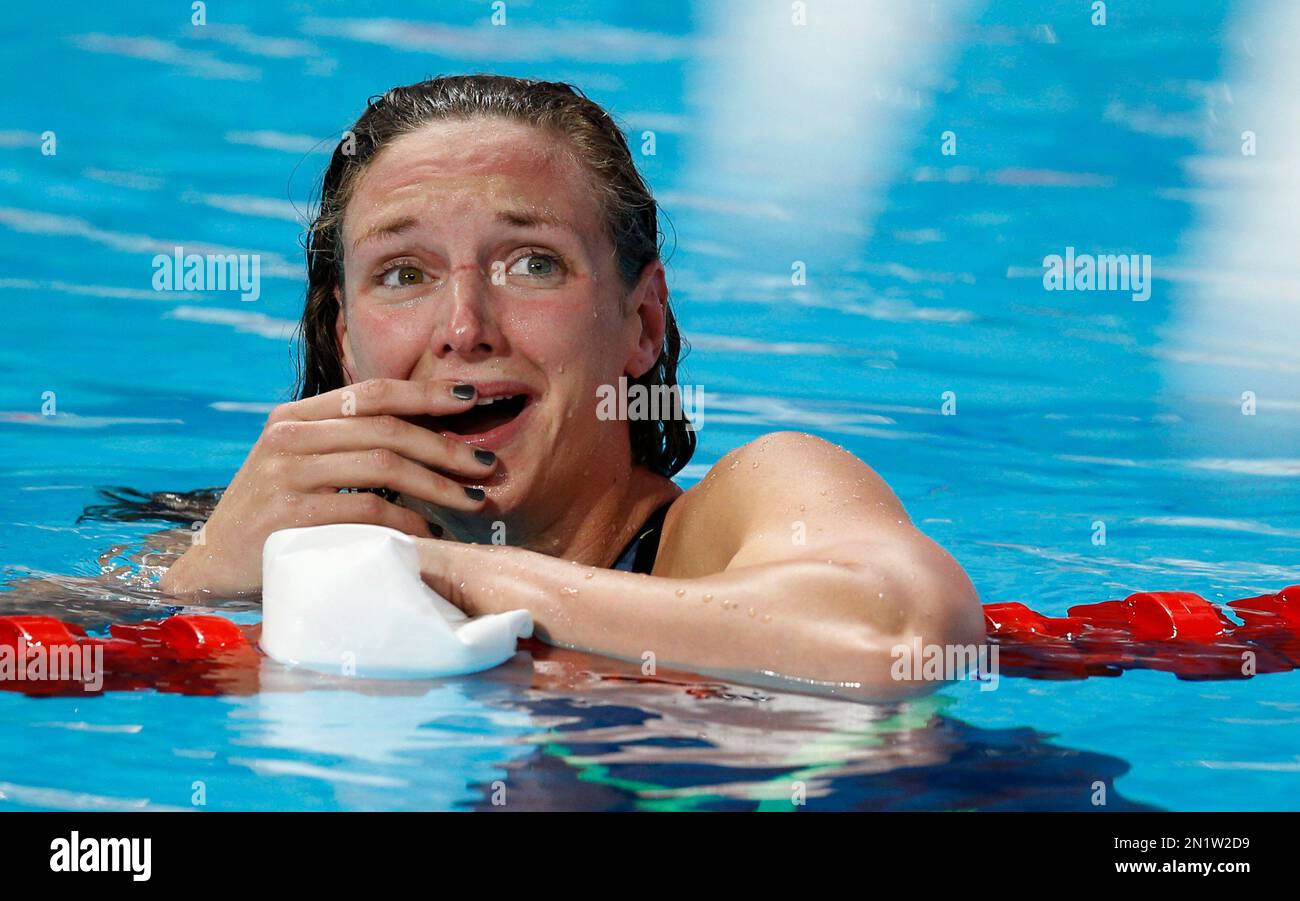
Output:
top-left (431, 265), bottom-right (504, 360)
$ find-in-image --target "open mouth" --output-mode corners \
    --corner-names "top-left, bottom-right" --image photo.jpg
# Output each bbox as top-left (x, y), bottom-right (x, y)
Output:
top-left (406, 392), bottom-right (532, 444)
top-left (437, 393), bottom-right (528, 435)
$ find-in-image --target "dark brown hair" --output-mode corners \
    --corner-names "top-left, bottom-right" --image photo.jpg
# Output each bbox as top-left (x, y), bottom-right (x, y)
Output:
top-left (295, 74), bottom-right (694, 476)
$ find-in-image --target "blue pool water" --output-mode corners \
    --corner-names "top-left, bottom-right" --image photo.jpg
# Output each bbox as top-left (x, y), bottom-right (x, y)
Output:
top-left (1, 0), bottom-right (1298, 810)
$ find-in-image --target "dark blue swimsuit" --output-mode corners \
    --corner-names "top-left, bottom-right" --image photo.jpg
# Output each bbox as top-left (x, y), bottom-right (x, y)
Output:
top-left (611, 500), bottom-right (675, 574)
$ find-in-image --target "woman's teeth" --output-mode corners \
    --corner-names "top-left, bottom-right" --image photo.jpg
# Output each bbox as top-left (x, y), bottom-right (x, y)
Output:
top-left (429, 393), bottom-right (530, 437)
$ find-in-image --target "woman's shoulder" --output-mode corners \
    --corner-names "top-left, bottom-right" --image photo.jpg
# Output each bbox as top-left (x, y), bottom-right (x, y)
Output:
top-left (698, 431), bottom-right (899, 506)
top-left (656, 431), bottom-right (905, 575)
top-left (715, 430), bottom-right (860, 469)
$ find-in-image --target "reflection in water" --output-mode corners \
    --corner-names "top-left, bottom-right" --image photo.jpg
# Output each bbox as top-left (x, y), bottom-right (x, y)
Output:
top-left (456, 644), bottom-right (1155, 811)
top-left (216, 643), bottom-right (1156, 811)
top-left (1162, 0), bottom-right (1300, 413)
top-left (682, 0), bottom-right (976, 263)
top-left (234, 663), bottom-right (536, 810)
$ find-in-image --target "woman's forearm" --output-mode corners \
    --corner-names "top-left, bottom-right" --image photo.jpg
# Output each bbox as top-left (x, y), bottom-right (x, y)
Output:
top-left (420, 541), bottom-right (971, 694)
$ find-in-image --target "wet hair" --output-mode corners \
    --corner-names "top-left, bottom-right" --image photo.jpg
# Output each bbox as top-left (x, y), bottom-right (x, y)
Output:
top-left (295, 74), bottom-right (694, 477)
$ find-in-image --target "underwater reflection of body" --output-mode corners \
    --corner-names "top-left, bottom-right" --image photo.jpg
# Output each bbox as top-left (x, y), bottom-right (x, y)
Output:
top-left (461, 643), bottom-right (1158, 812)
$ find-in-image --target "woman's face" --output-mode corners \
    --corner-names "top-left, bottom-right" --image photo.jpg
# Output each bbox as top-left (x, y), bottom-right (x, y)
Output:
top-left (334, 117), bottom-right (664, 524)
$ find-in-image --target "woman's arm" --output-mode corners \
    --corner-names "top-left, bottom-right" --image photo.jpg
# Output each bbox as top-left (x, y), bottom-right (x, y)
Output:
top-left (417, 432), bottom-right (985, 700)
top-left (161, 378), bottom-right (498, 596)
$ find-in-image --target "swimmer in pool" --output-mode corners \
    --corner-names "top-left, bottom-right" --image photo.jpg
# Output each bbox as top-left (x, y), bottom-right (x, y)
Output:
top-left (160, 75), bottom-right (984, 698)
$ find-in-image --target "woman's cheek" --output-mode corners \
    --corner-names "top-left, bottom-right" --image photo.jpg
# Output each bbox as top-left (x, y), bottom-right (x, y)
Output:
top-left (524, 297), bottom-right (612, 358)
top-left (349, 302), bottom-right (431, 379)
top-left (500, 306), bottom-right (572, 363)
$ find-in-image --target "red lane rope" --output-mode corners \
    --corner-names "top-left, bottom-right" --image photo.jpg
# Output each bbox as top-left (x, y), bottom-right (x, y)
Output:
top-left (0, 585), bottom-right (1296, 695)
top-left (985, 585), bottom-right (1300, 681)
top-left (0, 614), bottom-right (260, 696)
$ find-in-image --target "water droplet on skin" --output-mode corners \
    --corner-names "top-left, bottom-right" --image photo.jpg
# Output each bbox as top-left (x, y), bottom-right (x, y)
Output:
top-left (458, 581), bottom-right (466, 590)
top-left (675, 588), bottom-right (686, 598)
top-left (799, 504), bottom-right (806, 512)
top-left (558, 363), bottom-right (565, 374)
top-left (762, 614), bottom-right (772, 623)
top-left (751, 461), bottom-right (759, 468)
top-left (748, 608), bottom-right (756, 618)
top-left (702, 593), bottom-right (713, 603)
top-left (560, 586), bottom-right (579, 597)
top-left (584, 571), bottom-right (594, 580)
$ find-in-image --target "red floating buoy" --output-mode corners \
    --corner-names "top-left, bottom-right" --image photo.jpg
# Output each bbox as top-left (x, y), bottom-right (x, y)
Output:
top-left (1125, 591), bottom-right (1224, 642)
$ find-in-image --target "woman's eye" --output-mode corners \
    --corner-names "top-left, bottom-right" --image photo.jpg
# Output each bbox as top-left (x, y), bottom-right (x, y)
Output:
top-left (380, 265), bottom-right (426, 288)
top-left (506, 253), bottom-right (562, 279)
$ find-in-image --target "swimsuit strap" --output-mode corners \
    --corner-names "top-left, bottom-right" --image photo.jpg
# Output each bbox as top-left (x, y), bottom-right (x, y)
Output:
top-left (611, 499), bottom-right (676, 575)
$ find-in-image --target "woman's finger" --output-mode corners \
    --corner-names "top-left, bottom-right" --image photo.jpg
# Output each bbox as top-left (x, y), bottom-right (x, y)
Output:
top-left (260, 415), bottom-right (497, 478)
top-left (269, 377), bottom-right (478, 424)
top-left (295, 450), bottom-right (490, 510)
top-left (300, 491), bottom-right (436, 537)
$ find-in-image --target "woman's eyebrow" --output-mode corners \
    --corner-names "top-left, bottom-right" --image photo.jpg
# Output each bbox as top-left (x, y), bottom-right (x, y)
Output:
top-left (495, 207), bottom-right (574, 233)
top-left (351, 215), bottom-right (419, 253)
top-left (350, 208), bottom-right (575, 254)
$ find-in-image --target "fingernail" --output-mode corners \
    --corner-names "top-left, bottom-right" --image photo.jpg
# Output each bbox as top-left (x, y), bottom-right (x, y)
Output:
top-left (451, 384), bottom-right (476, 400)
top-left (474, 450), bottom-right (496, 466)
top-left (464, 486), bottom-right (486, 501)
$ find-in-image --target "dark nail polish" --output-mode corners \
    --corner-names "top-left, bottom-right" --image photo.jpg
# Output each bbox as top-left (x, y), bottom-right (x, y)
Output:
top-left (451, 384), bottom-right (476, 400)
top-left (464, 486), bottom-right (486, 501)
top-left (474, 449), bottom-right (496, 466)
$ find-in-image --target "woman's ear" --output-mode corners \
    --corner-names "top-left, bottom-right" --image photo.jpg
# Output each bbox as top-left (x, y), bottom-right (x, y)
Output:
top-left (624, 261), bottom-right (668, 379)
top-left (334, 286), bottom-right (358, 384)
